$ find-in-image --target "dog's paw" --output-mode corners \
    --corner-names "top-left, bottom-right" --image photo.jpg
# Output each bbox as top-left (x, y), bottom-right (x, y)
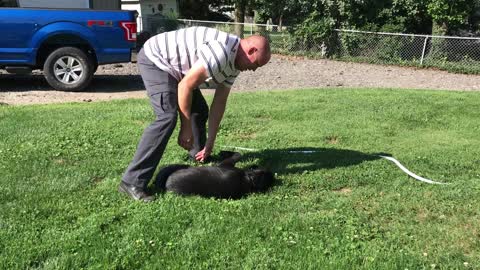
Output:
top-left (219, 151), bottom-right (241, 160)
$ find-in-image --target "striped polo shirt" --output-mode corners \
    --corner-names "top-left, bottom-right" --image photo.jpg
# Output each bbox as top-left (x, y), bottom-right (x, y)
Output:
top-left (143, 27), bottom-right (241, 88)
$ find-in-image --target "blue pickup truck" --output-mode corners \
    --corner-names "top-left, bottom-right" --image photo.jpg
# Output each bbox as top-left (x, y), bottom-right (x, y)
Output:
top-left (0, 3), bottom-right (137, 91)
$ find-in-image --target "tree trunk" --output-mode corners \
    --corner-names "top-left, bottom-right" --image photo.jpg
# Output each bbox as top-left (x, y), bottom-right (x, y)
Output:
top-left (432, 20), bottom-right (448, 36)
top-left (278, 14), bottom-right (283, 31)
top-left (234, 0), bottom-right (246, 38)
top-left (429, 20), bottom-right (449, 62)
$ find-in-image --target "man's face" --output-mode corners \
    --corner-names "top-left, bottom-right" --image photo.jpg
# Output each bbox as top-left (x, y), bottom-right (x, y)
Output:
top-left (236, 37), bottom-right (271, 71)
top-left (244, 48), bottom-right (261, 71)
top-left (242, 47), bottom-right (270, 71)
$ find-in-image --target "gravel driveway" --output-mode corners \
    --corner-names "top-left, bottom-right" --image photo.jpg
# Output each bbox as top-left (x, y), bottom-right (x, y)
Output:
top-left (1, 55), bottom-right (480, 106)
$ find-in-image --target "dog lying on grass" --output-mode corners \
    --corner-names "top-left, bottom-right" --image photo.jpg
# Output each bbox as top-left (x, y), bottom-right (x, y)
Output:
top-left (154, 151), bottom-right (275, 199)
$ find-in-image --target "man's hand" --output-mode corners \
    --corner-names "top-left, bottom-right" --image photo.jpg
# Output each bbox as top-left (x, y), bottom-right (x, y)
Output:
top-left (193, 85), bottom-right (230, 162)
top-left (178, 126), bottom-right (193, 150)
top-left (177, 61), bottom-right (209, 151)
top-left (195, 146), bottom-right (213, 162)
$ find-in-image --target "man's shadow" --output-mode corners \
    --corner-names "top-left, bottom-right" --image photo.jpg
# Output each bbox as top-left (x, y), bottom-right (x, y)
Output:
top-left (238, 147), bottom-right (382, 175)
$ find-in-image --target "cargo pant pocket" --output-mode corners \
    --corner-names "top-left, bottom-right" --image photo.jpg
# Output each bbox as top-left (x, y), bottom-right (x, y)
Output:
top-left (149, 91), bottom-right (177, 115)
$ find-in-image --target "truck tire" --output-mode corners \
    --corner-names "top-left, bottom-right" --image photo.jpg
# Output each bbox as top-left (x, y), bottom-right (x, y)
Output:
top-left (43, 47), bottom-right (94, 91)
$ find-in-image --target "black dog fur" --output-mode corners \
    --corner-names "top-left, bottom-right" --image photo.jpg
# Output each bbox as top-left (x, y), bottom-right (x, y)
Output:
top-left (154, 152), bottom-right (275, 199)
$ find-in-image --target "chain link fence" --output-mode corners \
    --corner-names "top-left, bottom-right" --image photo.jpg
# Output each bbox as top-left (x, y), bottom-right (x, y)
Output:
top-left (178, 19), bottom-right (285, 36)
top-left (137, 17), bottom-right (290, 54)
top-left (177, 19), bottom-right (295, 57)
top-left (137, 18), bottom-right (480, 74)
top-left (334, 29), bottom-right (480, 74)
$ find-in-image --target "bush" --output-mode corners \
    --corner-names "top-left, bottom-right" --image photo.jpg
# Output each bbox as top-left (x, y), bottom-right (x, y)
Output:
top-left (144, 13), bottom-right (182, 35)
top-left (287, 11), bottom-right (335, 56)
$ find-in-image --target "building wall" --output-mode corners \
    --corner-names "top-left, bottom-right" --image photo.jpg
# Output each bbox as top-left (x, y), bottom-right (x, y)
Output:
top-left (92, 0), bottom-right (121, 10)
top-left (18, 0), bottom-right (90, 8)
top-left (122, 0), bottom-right (177, 16)
top-left (17, 0), bottom-right (121, 9)
top-left (122, 0), bottom-right (178, 32)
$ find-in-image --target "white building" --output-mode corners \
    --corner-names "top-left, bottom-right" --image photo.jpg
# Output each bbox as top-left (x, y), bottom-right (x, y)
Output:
top-left (18, 0), bottom-right (122, 9)
top-left (121, 0), bottom-right (179, 32)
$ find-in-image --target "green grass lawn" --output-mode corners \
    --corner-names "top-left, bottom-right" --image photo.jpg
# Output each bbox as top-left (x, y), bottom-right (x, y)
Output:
top-left (1, 88), bottom-right (479, 269)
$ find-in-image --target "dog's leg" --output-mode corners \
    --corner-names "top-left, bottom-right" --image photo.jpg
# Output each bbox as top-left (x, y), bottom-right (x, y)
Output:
top-left (154, 164), bottom-right (191, 191)
top-left (217, 151), bottom-right (242, 168)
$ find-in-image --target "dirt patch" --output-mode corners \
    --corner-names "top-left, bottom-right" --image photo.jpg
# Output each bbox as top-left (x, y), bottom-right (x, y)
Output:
top-left (1, 55), bottom-right (480, 106)
top-left (333, 187), bottom-right (352, 194)
top-left (325, 135), bottom-right (340, 145)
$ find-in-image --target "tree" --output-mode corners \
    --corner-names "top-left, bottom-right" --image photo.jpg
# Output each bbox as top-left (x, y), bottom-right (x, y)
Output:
top-left (178, 0), bottom-right (479, 38)
top-left (374, 0), bottom-right (431, 34)
top-left (234, 0), bottom-right (247, 37)
top-left (178, 0), bottom-right (234, 21)
top-left (427, 0), bottom-right (477, 35)
top-left (178, 0), bottom-right (210, 19)
top-left (254, 0), bottom-right (287, 26)
top-left (467, 0), bottom-right (480, 34)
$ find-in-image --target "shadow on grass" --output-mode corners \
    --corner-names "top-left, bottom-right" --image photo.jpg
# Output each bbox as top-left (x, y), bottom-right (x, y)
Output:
top-left (0, 74), bottom-right (144, 92)
top-left (148, 148), bottom-right (382, 198)
top-left (240, 147), bottom-right (382, 175)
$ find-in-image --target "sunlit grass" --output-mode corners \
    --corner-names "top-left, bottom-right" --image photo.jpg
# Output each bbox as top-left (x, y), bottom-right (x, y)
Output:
top-left (1, 88), bottom-right (479, 269)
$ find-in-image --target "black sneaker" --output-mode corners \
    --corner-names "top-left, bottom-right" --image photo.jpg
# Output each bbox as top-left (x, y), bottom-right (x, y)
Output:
top-left (118, 182), bottom-right (155, 202)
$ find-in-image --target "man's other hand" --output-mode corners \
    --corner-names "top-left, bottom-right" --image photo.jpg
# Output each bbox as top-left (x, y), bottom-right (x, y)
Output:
top-left (195, 147), bottom-right (212, 162)
top-left (178, 128), bottom-right (193, 150)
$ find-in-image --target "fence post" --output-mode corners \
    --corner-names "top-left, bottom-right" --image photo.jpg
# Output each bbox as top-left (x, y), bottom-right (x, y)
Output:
top-left (420, 36), bottom-right (429, 65)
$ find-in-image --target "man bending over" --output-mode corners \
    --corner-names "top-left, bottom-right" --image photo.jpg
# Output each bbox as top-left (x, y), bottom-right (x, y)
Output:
top-left (119, 27), bottom-right (271, 202)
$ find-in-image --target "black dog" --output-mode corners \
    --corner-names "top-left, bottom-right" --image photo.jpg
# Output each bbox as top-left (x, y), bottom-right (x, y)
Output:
top-left (154, 152), bottom-right (275, 199)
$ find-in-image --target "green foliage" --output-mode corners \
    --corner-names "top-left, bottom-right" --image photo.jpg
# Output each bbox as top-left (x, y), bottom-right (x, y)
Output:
top-left (144, 12), bottom-right (181, 35)
top-left (253, 0), bottom-right (284, 23)
top-left (179, 0), bottom-right (234, 20)
top-left (215, 23), bottom-right (236, 34)
top-left (180, 0), bottom-right (480, 37)
top-left (388, 0), bottom-right (431, 33)
top-left (158, 13), bottom-right (181, 33)
top-left (427, 0), bottom-right (475, 33)
top-left (1, 90), bottom-right (480, 269)
top-left (338, 31), bottom-right (425, 65)
top-left (288, 11), bottom-right (335, 55)
top-left (337, 31), bottom-right (364, 57)
top-left (277, 0), bottom-right (478, 36)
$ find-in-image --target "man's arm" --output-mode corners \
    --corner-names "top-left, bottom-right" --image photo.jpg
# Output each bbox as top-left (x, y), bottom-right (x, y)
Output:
top-left (195, 83), bottom-right (231, 162)
top-left (177, 61), bottom-right (208, 150)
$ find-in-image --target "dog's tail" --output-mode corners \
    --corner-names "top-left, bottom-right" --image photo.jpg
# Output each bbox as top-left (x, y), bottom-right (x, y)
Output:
top-left (154, 164), bottom-right (191, 191)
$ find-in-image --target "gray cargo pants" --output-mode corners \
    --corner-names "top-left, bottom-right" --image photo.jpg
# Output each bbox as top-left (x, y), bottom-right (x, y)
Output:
top-left (122, 49), bottom-right (208, 188)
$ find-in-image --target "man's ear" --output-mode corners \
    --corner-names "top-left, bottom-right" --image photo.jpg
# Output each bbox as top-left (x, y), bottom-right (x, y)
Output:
top-left (248, 47), bottom-right (257, 56)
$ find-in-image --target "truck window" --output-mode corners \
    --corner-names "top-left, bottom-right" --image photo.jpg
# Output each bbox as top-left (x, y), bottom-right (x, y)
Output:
top-left (0, 0), bottom-right (18, 7)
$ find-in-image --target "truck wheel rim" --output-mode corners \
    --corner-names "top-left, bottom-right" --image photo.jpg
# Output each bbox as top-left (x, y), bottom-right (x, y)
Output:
top-left (53, 56), bottom-right (84, 85)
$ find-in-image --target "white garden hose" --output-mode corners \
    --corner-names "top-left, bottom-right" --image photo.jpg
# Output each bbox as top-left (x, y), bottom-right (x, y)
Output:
top-left (221, 146), bottom-right (449, 185)
top-left (376, 155), bottom-right (448, 185)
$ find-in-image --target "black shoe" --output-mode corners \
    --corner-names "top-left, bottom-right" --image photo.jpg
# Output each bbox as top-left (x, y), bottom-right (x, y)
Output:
top-left (118, 182), bottom-right (155, 202)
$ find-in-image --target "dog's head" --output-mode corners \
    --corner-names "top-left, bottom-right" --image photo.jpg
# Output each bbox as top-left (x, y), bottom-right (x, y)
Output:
top-left (246, 166), bottom-right (275, 192)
